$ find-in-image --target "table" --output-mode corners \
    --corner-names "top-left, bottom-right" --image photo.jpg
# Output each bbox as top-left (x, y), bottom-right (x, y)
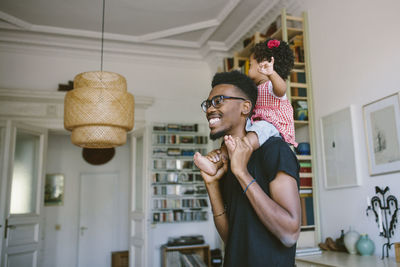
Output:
top-left (296, 251), bottom-right (400, 267)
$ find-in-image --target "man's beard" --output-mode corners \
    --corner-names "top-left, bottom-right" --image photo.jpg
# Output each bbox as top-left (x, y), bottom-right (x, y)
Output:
top-left (210, 129), bottom-right (227, 140)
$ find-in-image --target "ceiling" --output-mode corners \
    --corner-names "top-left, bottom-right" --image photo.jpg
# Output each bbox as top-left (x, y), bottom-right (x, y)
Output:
top-left (0, 0), bottom-right (299, 58)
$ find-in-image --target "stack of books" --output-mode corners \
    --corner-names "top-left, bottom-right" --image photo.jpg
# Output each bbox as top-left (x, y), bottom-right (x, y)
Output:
top-left (296, 247), bottom-right (322, 257)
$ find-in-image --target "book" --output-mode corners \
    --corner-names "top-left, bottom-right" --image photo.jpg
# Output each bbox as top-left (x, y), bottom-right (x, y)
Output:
top-left (305, 196), bottom-right (314, 225)
top-left (191, 253), bottom-right (207, 267)
top-left (300, 197), bottom-right (307, 226)
top-left (299, 188), bottom-right (312, 194)
top-left (296, 247), bottom-right (322, 257)
top-left (300, 177), bottom-right (312, 187)
top-left (300, 195), bottom-right (314, 226)
top-left (166, 251), bottom-right (182, 267)
top-left (224, 57), bottom-right (234, 71)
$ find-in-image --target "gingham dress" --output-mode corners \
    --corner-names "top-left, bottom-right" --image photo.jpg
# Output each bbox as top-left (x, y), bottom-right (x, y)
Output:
top-left (251, 81), bottom-right (297, 147)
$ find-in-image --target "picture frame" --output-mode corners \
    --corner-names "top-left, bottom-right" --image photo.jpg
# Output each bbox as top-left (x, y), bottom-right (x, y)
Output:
top-left (320, 106), bottom-right (361, 189)
top-left (44, 173), bottom-right (64, 206)
top-left (363, 93), bottom-right (400, 176)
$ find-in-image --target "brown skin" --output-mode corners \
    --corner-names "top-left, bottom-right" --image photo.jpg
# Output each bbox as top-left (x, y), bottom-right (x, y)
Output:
top-left (248, 54), bottom-right (287, 97)
top-left (201, 83), bottom-right (301, 247)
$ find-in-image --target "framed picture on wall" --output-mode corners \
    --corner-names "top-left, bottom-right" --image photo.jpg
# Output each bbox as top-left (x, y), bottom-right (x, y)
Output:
top-left (363, 92), bottom-right (400, 176)
top-left (320, 106), bottom-right (361, 189)
top-left (44, 173), bottom-right (65, 206)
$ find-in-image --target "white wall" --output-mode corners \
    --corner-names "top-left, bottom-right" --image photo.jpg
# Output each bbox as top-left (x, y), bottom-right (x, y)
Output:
top-left (303, 0), bottom-right (400, 256)
top-left (44, 134), bottom-right (131, 267)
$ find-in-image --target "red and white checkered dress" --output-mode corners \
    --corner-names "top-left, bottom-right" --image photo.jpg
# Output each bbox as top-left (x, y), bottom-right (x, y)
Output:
top-left (251, 81), bottom-right (297, 146)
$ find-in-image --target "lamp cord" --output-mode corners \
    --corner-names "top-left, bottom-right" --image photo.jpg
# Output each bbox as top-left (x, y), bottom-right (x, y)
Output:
top-left (100, 0), bottom-right (105, 72)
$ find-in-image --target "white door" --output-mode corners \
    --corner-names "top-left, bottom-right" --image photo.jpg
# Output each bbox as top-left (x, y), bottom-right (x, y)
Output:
top-left (129, 128), bottom-right (148, 267)
top-left (78, 173), bottom-right (119, 267)
top-left (0, 120), bottom-right (47, 267)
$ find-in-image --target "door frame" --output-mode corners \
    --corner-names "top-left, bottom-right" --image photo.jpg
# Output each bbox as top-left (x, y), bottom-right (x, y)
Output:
top-left (0, 120), bottom-right (9, 259)
top-left (129, 127), bottom-right (149, 267)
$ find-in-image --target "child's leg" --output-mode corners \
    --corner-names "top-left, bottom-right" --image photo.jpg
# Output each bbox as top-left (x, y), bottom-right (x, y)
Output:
top-left (245, 119), bottom-right (280, 149)
top-left (194, 146), bottom-right (227, 176)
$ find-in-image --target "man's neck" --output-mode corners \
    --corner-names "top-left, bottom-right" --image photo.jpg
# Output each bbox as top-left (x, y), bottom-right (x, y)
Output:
top-left (229, 124), bottom-right (247, 139)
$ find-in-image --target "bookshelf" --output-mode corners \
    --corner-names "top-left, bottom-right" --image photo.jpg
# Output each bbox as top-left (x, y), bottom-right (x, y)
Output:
top-left (221, 8), bottom-right (319, 248)
top-left (150, 123), bottom-right (210, 223)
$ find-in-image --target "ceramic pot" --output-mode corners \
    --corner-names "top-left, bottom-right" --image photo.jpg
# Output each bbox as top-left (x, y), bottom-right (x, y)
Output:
top-left (344, 227), bottom-right (360, 254)
top-left (297, 142), bottom-right (310, 155)
top-left (356, 234), bottom-right (375, 256)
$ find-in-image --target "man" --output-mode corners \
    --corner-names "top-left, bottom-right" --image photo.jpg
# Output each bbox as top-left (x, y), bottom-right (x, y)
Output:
top-left (195, 71), bottom-right (301, 267)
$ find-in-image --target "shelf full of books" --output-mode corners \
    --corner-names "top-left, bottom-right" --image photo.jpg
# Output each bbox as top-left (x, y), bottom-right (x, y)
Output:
top-left (220, 8), bottom-right (318, 247)
top-left (151, 123), bottom-right (210, 224)
top-left (299, 160), bottom-right (314, 229)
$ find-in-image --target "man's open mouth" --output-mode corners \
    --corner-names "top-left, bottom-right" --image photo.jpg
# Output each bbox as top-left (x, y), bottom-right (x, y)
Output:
top-left (208, 117), bottom-right (220, 126)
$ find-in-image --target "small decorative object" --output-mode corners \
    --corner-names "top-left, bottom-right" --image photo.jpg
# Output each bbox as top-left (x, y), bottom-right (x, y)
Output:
top-left (395, 242), bottom-right (400, 262)
top-left (63, 0), bottom-right (134, 148)
top-left (366, 186), bottom-right (399, 258)
top-left (318, 237), bottom-right (338, 251)
top-left (44, 174), bottom-right (64, 206)
top-left (296, 107), bottom-right (308, 121)
top-left (335, 229), bottom-right (347, 252)
top-left (363, 93), bottom-right (400, 175)
top-left (294, 100), bottom-right (308, 121)
top-left (344, 226), bottom-right (360, 254)
top-left (297, 142), bottom-right (310, 155)
top-left (356, 234), bottom-right (375, 256)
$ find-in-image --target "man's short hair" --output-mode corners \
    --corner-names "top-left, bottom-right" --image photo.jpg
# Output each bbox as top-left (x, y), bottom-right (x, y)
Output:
top-left (211, 71), bottom-right (258, 115)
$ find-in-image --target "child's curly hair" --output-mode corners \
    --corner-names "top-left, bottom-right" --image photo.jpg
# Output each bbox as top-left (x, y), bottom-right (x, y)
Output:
top-left (251, 38), bottom-right (294, 80)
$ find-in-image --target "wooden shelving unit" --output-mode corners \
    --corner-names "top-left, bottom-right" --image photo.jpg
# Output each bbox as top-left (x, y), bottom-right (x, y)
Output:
top-left (222, 8), bottom-right (319, 248)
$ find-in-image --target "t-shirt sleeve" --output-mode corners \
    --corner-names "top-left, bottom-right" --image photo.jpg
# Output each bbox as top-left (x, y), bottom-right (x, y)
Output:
top-left (261, 137), bottom-right (300, 187)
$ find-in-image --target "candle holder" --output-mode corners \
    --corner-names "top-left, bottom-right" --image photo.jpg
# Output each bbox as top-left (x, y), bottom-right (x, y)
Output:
top-left (366, 186), bottom-right (399, 259)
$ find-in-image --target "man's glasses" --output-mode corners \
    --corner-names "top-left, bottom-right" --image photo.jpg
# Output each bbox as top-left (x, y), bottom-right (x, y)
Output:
top-left (201, 95), bottom-right (247, 112)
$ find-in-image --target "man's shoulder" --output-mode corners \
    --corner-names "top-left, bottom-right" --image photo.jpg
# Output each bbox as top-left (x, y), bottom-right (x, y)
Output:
top-left (262, 136), bottom-right (288, 149)
top-left (258, 137), bottom-right (295, 157)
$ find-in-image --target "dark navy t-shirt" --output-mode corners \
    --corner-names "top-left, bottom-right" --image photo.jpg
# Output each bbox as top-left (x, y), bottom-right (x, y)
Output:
top-left (220, 137), bottom-right (300, 267)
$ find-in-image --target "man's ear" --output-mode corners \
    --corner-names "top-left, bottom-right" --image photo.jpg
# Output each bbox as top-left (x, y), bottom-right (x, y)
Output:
top-left (241, 100), bottom-right (252, 116)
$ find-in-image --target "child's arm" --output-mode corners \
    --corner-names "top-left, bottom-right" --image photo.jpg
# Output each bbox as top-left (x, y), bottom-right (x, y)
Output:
top-left (258, 57), bottom-right (287, 97)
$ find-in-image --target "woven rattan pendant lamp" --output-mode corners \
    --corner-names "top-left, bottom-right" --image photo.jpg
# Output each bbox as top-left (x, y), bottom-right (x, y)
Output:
top-left (64, 0), bottom-right (134, 148)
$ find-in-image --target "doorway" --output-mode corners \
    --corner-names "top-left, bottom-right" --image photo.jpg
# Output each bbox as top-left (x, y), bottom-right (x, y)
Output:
top-left (78, 173), bottom-right (119, 267)
top-left (43, 134), bottom-right (130, 267)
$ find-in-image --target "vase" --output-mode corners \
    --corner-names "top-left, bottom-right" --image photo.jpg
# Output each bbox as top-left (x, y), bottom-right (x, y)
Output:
top-left (356, 234), bottom-right (375, 255)
top-left (335, 229), bottom-right (347, 252)
top-left (344, 227), bottom-right (360, 254)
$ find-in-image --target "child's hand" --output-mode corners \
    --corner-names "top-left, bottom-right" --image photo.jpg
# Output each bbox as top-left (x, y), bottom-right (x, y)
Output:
top-left (258, 57), bottom-right (274, 76)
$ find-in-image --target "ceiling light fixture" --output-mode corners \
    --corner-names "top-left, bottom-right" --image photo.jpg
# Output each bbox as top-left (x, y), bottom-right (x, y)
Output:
top-left (64, 0), bottom-right (134, 148)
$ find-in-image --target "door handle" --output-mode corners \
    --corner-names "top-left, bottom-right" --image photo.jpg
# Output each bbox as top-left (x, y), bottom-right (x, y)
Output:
top-left (4, 219), bottom-right (16, 239)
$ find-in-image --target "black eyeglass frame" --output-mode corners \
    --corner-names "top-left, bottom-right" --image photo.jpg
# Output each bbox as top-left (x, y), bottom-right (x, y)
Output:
top-left (200, 95), bottom-right (247, 112)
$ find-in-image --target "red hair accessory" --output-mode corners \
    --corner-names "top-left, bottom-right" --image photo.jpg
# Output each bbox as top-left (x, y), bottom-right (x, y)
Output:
top-left (267, 39), bottom-right (280, 49)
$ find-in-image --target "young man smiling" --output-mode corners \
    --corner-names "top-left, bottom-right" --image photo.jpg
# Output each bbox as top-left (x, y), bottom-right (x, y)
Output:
top-left (194, 71), bottom-right (301, 267)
